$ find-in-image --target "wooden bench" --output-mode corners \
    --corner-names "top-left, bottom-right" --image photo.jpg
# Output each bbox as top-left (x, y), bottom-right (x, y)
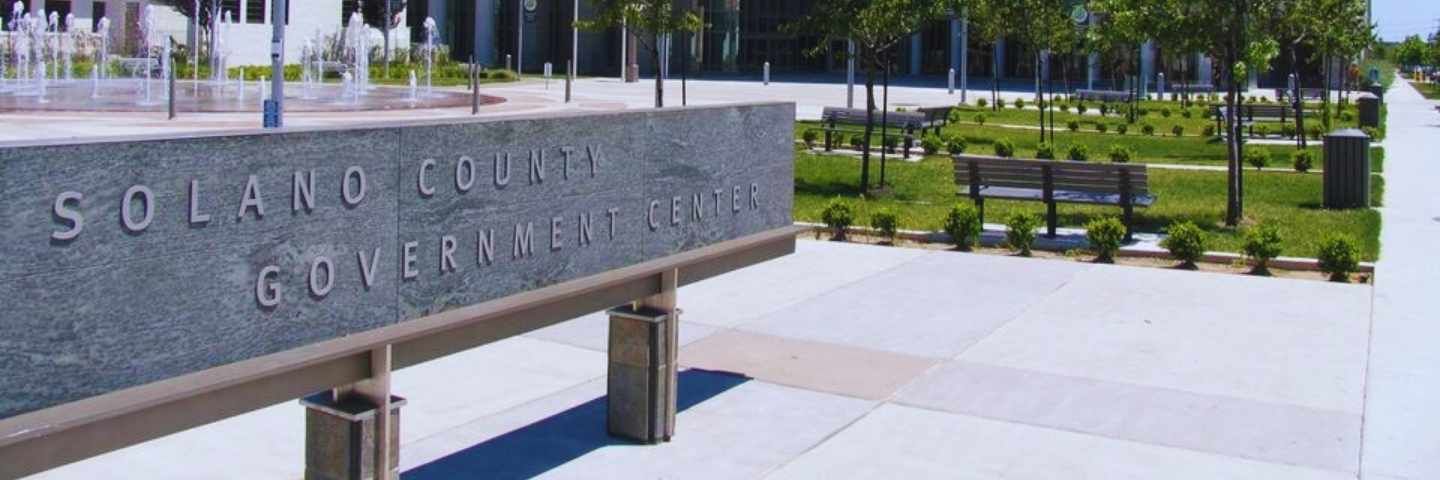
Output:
top-left (952, 154), bottom-right (1156, 241)
top-left (1274, 87), bottom-right (1324, 102)
top-left (1211, 104), bottom-right (1309, 137)
top-left (1075, 89), bottom-right (1131, 103)
top-left (821, 107), bottom-right (926, 159)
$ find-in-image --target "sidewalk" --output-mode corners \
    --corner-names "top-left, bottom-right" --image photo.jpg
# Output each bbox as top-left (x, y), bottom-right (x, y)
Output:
top-left (1358, 79), bottom-right (1440, 480)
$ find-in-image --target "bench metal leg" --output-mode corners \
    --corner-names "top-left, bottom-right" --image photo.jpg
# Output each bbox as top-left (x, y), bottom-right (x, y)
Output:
top-left (607, 269), bottom-right (679, 444)
top-left (824, 130), bottom-right (833, 152)
top-left (974, 197), bottom-right (985, 227)
top-left (1123, 204), bottom-right (1135, 243)
top-left (1046, 202), bottom-right (1058, 238)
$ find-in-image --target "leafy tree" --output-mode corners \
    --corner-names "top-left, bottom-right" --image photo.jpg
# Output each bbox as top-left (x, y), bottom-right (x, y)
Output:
top-left (791, 0), bottom-right (964, 192)
top-left (1395, 34), bottom-right (1429, 68)
top-left (579, 0), bottom-right (702, 108)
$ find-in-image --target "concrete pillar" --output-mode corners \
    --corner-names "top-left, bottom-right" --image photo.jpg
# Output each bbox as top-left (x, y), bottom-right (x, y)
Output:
top-left (474, 0), bottom-right (496, 66)
top-left (606, 305), bottom-right (677, 444)
top-left (1197, 54), bottom-right (1212, 86)
top-left (1087, 53), bottom-right (1098, 90)
top-left (948, 17), bottom-right (961, 74)
top-left (301, 393), bottom-right (406, 480)
top-left (909, 33), bottom-right (921, 76)
top-left (957, 14), bottom-right (967, 100)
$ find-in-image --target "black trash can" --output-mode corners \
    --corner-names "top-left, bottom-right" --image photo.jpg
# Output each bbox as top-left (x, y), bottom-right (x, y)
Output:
top-left (1357, 92), bottom-right (1380, 129)
top-left (1365, 84), bottom-right (1384, 101)
top-left (1323, 129), bottom-right (1372, 209)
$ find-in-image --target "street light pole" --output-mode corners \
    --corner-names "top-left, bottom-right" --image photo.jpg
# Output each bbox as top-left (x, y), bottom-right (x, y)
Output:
top-left (265, 0), bottom-right (286, 128)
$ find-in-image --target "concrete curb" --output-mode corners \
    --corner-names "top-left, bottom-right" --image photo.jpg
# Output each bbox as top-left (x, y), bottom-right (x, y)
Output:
top-left (795, 222), bottom-right (1375, 274)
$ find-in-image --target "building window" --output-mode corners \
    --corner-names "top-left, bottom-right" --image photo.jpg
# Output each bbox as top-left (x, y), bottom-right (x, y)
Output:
top-left (220, 0), bottom-right (240, 22)
top-left (246, 0), bottom-right (265, 24)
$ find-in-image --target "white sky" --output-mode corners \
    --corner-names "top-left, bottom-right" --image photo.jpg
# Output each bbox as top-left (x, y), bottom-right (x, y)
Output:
top-left (1372, 0), bottom-right (1440, 41)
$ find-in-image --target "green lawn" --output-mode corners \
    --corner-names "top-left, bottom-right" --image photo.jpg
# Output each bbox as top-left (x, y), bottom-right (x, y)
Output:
top-left (927, 101), bottom-right (1362, 136)
top-left (1418, 82), bottom-right (1440, 100)
top-left (800, 121), bottom-right (1384, 173)
top-left (795, 151), bottom-right (1381, 260)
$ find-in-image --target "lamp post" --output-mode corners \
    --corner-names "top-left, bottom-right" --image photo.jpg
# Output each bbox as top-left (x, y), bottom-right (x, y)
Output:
top-left (264, 0), bottom-right (286, 128)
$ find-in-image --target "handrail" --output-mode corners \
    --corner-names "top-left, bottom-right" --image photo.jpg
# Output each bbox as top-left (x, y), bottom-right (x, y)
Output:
top-left (0, 225), bottom-right (805, 478)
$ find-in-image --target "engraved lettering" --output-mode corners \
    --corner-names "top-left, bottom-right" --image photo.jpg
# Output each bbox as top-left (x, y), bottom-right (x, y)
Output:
top-left (455, 155), bottom-right (476, 192)
top-left (732, 185), bottom-right (742, 213)
top-left (647, 200), bottom-right (660, 231)
top-left (440, 235), bottom-right (458, 273)
top-left (713, 189), bottom-right (724, 216)
top-left (494, 153), bottom-right (512, 187)
top-left (256, 265), bottom-right (281, 308)
top-left (477, 229), bottom-right (495, 266)
top-left (122, 185), bottom-right (155, 232)
top-left (309, 256), bottom-right (335, 298)
top-left (550, 216), bottom-right (563, 251)
top-left (342, 166), bottom-right (367, 206)
top-left (238, 176), bottom-right (265, 220)
top-left (292, 170), bottom-right (316, 213)
top-left (586, 145), bottom-right (602, 177)
top-left (51, 191), bottom-right (84, 241)
top-left (418, 158), bottom-right (437, 197)
top-left (692, 193), bottom-right (704, 221)
top-left (751, 183), bottom-right (760, 209)
top-left (402, 241), bottom-right (419, 279)
top-left (671, 196), bottom-right (682, 226)
top-left (358, 247), bottom-right (380, 289)
top-left (190, 181), bottom-right (211, 225)
top-left (513, 222), bottom-right (534, 258)
top-left (528, 149), bottom-right (546, 184)
top-left (606, 207), bottom-right (619, 240)
top-left (560, 146), bottom-right (575, 180)
top-left (578, 212), bottom-right (594, 246)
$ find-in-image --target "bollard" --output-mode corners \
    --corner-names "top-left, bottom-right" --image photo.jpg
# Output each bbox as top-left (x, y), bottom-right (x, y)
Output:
top-left (1157, 72), bottom-right (1165, 99)
top-left (948, 68), bottom-right (955, 95)
top-left (565, 60), bottom-right (573, 103)
top-left (1356, 92), bottom-right (1379, 128)
top-left (167, 65), bottom-right (176, 120)
top-left (544, 62), bottom-right (553, 89)
top-left (506, 54), bottom-right (512, 73)
top-left (763, 62), bottom-right (770, 86)
top-left (472, 67), bottom-right (481, 115)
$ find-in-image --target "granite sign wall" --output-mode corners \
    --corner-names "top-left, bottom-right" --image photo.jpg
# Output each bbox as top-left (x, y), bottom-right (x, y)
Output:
top-left (0, 103), bottom-right (794, 419)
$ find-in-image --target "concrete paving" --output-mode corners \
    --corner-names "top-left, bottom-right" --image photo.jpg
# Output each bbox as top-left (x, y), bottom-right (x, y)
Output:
top-left (1358, 79), bottom-right (1440, 480)
top-left (30, 239), bottom-right (1379, 479)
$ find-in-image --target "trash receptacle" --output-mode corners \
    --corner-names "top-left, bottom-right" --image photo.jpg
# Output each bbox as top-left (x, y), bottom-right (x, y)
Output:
top-left (1365, 84), bottom-right (1384, 101)
top-left (1357, 92), bottom-right (1380, 129)
top-left (1323, 129), bottom-right (1371, 209)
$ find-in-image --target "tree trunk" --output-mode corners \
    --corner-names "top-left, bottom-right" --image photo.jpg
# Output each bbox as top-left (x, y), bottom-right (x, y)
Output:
top-left (991, 50), bottom-right (999, 112)
top-left (880, 57), bottom-right (889, 189)
top-left (1036, 54), bottom-right (1045, 143)
top-left (861, 57), bottom-right (875, 192)
top-left (1290, 46), bottom-right (1307, 149)
top-left (653, 34), bottom-right (664, 108)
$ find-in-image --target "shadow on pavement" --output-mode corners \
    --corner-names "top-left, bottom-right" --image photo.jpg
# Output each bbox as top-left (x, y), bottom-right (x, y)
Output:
top-left (403, 369), bottom-right (750, 480)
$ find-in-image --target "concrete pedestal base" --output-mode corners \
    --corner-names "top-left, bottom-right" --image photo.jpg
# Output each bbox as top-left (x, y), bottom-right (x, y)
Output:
top-left (300, 393), bottom-right (406, 480)
top-left (607, 305), bottom-right (677, 444)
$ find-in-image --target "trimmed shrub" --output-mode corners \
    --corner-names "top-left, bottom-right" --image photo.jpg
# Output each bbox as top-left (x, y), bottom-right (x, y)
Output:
top-left (870, 209), bottom-right (900, 244)
top-left (883, 135), bottom-right (899, 153)
top-left (1067, 120), bottom-right (1081, 132)
top-left (1035, 142), bottom-right (1056, 160)
top-left (1181, 108), bottom-right (1194, 119)
top-left (849, 134), bottom-right (865, 151)
top-left (946, 136), bottom-right (968, 155)
top-left (976, 97), bottom-right (988, 108)
top-left (943, 203), bottom-right (983, 251)
top-left (1004, 213), bottom-right (1043, 257)
top-left (1137, 107), bottom-right (1150, 116)
top-left (1095, 123), bottom-right (1109, 133)
top-left (996, 98), bottom-right (1007, 109)
top-left (948, 109), bottom-right (964, 123)
top-left (920, 135), bottom-right (943, 155)
top-left (1316, 235), bottom-right (1360, 282)
top-left (1108, 145), bottom-right (1134, 163)
top-left (802, 129), bottom-right (819, 148)
top-left (1242, 224), bottom-right (1283, 274)
top-left (1338, 110), bottom-right (1354, 122)
top-left (1067, 144), bottom-right (1090, 162)
top-left (821, 197), bottom-right (855, 241)
top-left (487, 69), bottom-right (519, 81)
top-left (1203, 124), bottom-right (1217, 137)
top-left (1171, 125), bottom-right (1185, 137)
top-left (1308, 125), bottom-right (1322, 140)
top-left (993, 139), bottom-right (1016, 158)
top-left (1077, 103), bottom-right (1089, 115)
top-left (1292, 150), bottom-right (1314, 172)
top-left (1281, 123), bottom-right (1297, 138)
top-left (1086, 217), bottom-right (1127, 263)
top-left (1116, 123), bottom-right (1129, 135)
top-left (974, 113), bottom-right (987, 125)
top-left (1059, 103), bottom-right (1072, 113)
top-left (1160, 107), bottom-right (1173, 118)
top-left (1362, 126), bottom-right (1383, 140)
top-left (1142, 123), bottom-right (1156, 136)
top-left (1099, 103), bottom-right (1110, 116)
top-left (1014, 98), bottom-right (1026, 109)
top-left (1245, 148), bottom-right (1270, 171)
top-left (1160, 221), bottom-right (1209, 269)
top-left (1254, 124), bottom-right (1270, 138)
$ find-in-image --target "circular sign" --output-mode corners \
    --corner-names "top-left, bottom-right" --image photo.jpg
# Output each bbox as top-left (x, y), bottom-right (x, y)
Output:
top-left (524, 0), bottom-right (538, 12)
top-left (1070, 5), bottom-right (1089, 25)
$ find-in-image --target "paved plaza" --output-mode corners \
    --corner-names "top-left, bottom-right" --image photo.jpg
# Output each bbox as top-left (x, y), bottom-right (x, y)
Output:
top-left (33, 237), bottom-right (1378, 479)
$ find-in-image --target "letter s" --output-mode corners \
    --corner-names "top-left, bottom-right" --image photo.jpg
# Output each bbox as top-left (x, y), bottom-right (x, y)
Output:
top-left (52, 191), bottom-right (84, 241)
